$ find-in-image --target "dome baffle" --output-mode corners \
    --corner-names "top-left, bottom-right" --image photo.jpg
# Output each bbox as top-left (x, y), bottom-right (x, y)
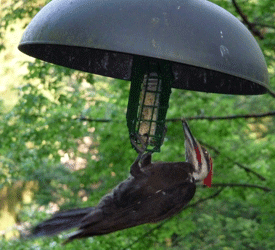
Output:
top-left (18, 0), bottom-right (269, 95)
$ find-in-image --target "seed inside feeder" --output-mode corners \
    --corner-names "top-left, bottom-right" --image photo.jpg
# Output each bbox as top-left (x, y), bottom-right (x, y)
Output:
top-left (137, 72), bottom-right (161, 145)
top-left (126, 58), bottom-right (173, 152)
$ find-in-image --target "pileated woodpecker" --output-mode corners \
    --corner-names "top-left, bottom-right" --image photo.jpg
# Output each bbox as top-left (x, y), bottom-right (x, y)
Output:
top-left (31, 120), bottom-right (212, 243)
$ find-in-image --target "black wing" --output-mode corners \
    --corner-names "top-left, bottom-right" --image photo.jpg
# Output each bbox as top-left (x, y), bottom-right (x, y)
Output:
top-left (66, 163), bottom-right (196, 242)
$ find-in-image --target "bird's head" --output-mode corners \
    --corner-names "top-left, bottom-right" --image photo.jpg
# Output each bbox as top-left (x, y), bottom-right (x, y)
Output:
top-left (182, 120), bottom-right (212, 183)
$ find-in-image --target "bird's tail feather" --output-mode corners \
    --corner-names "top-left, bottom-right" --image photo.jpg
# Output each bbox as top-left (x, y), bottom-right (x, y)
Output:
top-left (32, 207), bottom-right (94, 237)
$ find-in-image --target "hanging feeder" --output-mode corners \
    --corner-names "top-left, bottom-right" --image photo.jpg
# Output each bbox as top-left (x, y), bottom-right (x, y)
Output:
top-left (18, 0), bottom-right (269, 152)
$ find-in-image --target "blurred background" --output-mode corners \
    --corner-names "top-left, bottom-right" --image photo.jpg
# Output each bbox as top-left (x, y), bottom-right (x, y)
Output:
top-left (0, 0), bottom-right (275, 249)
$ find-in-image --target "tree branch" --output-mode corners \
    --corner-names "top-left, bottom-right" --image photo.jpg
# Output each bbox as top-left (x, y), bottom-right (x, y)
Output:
top-left (78, 117), bottom-right (118, 123)
top-left (168, 110), bottom-right (275, 121)
top-left (266, 88), bottom-right (275, 99)
top-left (185, 187), bottom-right (226, 208)
top-left (200, 141), bottom-right (266, 181)
top-left (231, 0), bottom-right (264, 39)
top-left (252, 22), bottom-right (275, 30)
top-left (210, 183), bottom-right (271, 192)
top-left (121, 220), bottom-right (166, 250)
top-left (77, 110), bottom-right (275, 123)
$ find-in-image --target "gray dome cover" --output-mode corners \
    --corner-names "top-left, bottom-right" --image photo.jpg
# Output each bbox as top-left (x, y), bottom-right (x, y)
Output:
top-left (19, 0), bottom-right (269, 94)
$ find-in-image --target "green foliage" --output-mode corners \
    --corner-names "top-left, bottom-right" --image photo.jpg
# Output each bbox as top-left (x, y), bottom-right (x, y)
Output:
top-left (0, 0), bottom-right (275, 249)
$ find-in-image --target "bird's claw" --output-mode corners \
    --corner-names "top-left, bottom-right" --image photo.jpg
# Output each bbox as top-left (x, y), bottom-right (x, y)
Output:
top-left (130, 133), bottom-right (149, 154)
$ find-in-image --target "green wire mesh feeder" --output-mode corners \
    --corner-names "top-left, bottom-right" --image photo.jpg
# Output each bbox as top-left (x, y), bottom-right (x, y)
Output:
top-left (18, 0), bottom-right (269, 153)
top-left (127, 57), bottom-right (173, 152)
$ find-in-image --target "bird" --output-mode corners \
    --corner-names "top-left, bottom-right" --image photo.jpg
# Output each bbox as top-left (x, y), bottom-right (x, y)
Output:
top-left (31, 119), bottom-right (212, 243)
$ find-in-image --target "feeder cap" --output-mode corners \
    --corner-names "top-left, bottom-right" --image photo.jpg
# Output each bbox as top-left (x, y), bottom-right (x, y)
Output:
top-left (18, 0), bottom-right (269, 95)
